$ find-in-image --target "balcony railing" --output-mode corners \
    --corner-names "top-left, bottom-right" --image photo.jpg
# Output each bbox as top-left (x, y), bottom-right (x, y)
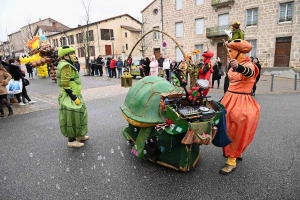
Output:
top-left (211, 0), bottom-right (234, 7)
top-left (206, 25), bottom-right (231, 38)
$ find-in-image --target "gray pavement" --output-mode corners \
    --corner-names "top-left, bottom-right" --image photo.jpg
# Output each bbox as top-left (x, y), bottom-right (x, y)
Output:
top-left (0, 72), bottom-right (300, 199)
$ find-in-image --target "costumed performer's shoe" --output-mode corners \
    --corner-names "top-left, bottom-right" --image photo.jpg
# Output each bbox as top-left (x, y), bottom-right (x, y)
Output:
top-left (76, 136), bottom-right (89, 142)
top-left (68, 140), bottom-right (84, 148)
top-left (219, 163), bottom-right (236, 175)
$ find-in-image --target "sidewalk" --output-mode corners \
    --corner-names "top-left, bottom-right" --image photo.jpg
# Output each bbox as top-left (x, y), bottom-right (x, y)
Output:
top-left (1, 73), bottom-right (299, 118)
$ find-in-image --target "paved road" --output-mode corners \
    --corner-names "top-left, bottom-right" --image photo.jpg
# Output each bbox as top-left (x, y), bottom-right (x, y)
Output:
top-left (0, 73), bottom-right (299, 199)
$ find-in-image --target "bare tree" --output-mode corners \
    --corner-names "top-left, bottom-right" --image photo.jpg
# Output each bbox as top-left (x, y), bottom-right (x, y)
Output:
top-left (80, 0), bottom-right (93, 76)
top-left (132, 16), bottom-right (150, 58)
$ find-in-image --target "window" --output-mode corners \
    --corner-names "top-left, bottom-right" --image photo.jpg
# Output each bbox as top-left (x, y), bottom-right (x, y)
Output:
top-left (78, 47), bottom-right (85, 57)
top-left (61, 37), bottom-right (67, 46)
top-left (176, 0), bottom-right (183, 10)
top-left (175, 22), bottom-right (183, 37)
top-left (195, 18), bottom-right (204, 34)
top-left (246, 40), bottom-right (257, 57)
top-left (90, 46), bottom-right (95, 56)
top-left (194, 44), bottom-right (204, 61)
top-left (196, 0), bottom-right (204, 5)
top-left (126, 44), bottom-right (128, 50)
top-left (153, 9), bottom-right (158, 15)
top-left (279, 2), bottom-right (293, 22)
top-left (125, 32), bottom-right (127, 38)
top-left (87, 30), bottom-right (94, 41)
top-left (53, 39), bottom-right (59, 47)
top-left (76, 33), bottom-right (84, 43)
top-left (153, 26), bottom-right (160, 40)
top-left (175, 47), bottom-right (184, 62)
top-left (100, 29), bottom-right (114, 40)
top-left (68, 35), bottom-right (74, 44)
top-left (246, 8), bottom-right (258, 26)
top-left (218, 13), bottom-right (229, 26)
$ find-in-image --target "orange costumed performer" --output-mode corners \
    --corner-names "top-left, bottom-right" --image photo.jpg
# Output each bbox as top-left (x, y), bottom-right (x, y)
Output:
top-left (220, 39), bottom-right (260, 175)
top-left (198, 50), bottom-right (214, 96)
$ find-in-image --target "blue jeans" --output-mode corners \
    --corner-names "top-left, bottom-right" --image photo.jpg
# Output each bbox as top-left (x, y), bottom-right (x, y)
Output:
top-left (117, 68), bottom-right (122, 78)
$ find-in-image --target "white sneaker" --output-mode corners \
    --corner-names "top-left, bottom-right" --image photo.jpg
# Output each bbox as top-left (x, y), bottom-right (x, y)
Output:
top-left (29, 100), bottom-right (36, 104)
top-left (19, 102), bottom-right (26, 106)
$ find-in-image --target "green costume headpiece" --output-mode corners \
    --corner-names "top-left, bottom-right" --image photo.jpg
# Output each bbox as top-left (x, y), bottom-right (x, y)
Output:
top-left (58, 46), bottom-right (75, 58)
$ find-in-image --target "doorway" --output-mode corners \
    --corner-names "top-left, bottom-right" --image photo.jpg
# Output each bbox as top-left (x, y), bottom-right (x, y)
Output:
top-left (105, 45), bottom-right (112, 55)
top-left (217, 42), bottom-right (227, 67)
top-left (274, 37), bottom-right (291, 67)
top-left (153, 48), bottom-right (161, 60)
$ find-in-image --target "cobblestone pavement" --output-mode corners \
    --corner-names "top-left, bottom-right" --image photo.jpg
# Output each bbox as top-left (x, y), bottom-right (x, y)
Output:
top-left (1, 74), bottom-right (299, 118)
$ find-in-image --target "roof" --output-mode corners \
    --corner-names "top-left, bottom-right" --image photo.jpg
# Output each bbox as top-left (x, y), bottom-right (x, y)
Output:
top-left (8, 30), bottom-right (21, 36)
top-left (120, 25), bottom-right (141, 32)
top-left (141, 0), bottom-right (157, 13)
top-left (47, 14), bottom-right (142, 37)
top-left (34, 25), bottom-right (70, 35)
top-left (20, 18), bottom-right (68, 29)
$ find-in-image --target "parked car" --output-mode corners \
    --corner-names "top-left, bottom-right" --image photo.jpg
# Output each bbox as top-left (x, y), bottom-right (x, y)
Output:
top-left (130, 60), bottom-right (141, 79)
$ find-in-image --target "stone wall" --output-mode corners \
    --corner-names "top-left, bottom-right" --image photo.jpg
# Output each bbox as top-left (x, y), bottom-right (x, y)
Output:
top-left (142, 0), bottom-right (300, 67)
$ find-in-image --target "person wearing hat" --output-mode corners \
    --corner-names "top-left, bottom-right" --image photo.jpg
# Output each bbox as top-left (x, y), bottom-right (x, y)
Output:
top-left (56, 46), bottom-right (89, 148)
top-left (198, 50), bottom-right (214, 96)
top-left (219, 39), bottom-right (260, 175)
top-left (229, 21), bottom-right (244, 42)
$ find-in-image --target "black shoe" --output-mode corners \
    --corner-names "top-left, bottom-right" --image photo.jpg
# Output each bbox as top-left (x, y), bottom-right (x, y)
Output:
top-left (0, 109), bottom-right (4, 118)
top-left (8, 108), bottom-right (13, 116)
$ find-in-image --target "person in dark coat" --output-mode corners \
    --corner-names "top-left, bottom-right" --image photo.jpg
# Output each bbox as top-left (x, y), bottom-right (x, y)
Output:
top-left (96, 55), bottom-right (104, 76)
top-left (25, 61), bottom-right (33, 79)
top-left (7, 57), bottom-right (36, 105)
top-left (212, 57), bottom-right (222, 89)
top-left (144, 57), bottom-right (150, 76)
top-left (251, 57), bottom-right (261, 96)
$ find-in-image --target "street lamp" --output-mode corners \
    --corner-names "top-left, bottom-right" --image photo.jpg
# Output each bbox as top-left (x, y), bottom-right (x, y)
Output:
top-left (110, 37), bottom-right (115, 58)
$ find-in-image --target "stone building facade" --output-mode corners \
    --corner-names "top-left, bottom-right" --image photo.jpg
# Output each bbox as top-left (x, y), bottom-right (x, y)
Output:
top-left (47, 14), bottom-right (142, 67)
top-left (141, 0), bottom-right (300, 68)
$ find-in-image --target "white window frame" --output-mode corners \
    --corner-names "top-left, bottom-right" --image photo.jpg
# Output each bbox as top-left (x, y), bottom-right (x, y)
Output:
top-left (196, 0), bottom-right (204, 5)
top-left (175, 22), bottom-right (183, 37)
top-left (195, 18), bottom-right (204, 35)
top-left (246, 40), bottom-right (257, 58)
top-left (279, 2), bottom-right (294, 22)
top-left (218, 13), bottom-right (229, 26)
top-left (176, 0), bottom-right (183, 10)
top-left (194, 44), bottom-right (204, 61)
top-left (246, 8), bottom-right (258, 26)
top-left (153, 26), bottom-right (160, 40)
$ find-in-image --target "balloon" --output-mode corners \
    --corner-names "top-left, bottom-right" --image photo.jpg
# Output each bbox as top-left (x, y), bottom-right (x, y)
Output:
top-left (40, 35), bottom-right (46, 41)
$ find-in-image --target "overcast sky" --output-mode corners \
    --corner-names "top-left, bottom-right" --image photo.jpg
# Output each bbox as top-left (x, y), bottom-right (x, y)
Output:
top-left (0, 0), bottom-right (153, 42)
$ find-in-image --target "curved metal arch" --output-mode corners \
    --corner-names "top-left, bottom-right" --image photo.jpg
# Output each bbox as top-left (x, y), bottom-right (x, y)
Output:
top-left (126, 29), bottom-right (186, 63)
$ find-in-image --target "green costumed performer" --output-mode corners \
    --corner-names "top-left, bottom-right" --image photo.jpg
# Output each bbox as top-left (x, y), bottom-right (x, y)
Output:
top-left (56, 46), bottom-right (89, 148)
top-left (229, 21), bottom-right (244, 42)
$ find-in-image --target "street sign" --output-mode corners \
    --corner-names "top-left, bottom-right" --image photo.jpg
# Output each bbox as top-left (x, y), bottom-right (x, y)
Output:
top-left (162, 42), bottom-right (167, 47)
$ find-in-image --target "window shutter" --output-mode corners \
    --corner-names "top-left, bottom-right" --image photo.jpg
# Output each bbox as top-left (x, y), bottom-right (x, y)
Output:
top-left (287, 3), bottom-right (293, 18)
top-left (176, 0), bottom-right (182, 10)
top-left (218, 14), bottom-right (229, 26)
top-left (279, 4), bottom-right (285, 19)
top-left (195, 18), bottom-right (204, 34)
top-left (253, 9), bottom-right (258, 24)
top-left (247, 10), bottom-right (252, 25)
top-left (175, 22), bottom-right (183, 37)
top-left (175, 47), bottom-right (184, 62)
top-left (196, 0), bottom-right (204, 5)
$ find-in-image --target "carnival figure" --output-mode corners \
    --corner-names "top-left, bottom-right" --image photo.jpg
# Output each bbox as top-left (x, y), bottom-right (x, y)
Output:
top-left (56, 46), bottom-right (89, 148)
top-left (198, 50), bottom-right (214, 96)
top-left (220, 39), bottom-right (260, 175)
